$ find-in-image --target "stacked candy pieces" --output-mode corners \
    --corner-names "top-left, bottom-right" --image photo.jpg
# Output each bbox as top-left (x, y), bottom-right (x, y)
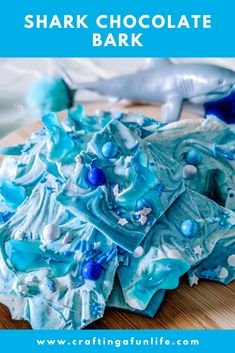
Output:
top-left (0, 105), bottom-right (234, 329)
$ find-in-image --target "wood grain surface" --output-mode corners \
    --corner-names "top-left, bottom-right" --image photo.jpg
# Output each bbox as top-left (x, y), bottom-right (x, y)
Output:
top-left (0, 102), bottom-right (234, 330)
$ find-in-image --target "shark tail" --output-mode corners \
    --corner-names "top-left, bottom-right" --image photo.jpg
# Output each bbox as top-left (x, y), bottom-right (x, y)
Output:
top-left (55, 65), bottom-right (109, 93)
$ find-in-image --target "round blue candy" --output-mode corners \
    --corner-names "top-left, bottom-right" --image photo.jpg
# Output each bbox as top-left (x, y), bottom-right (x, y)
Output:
top-left (87, 168), bottom-right (106, 186)
top-left (101, 141), bottom-right (118, 158)
top-left (185, 150), bottom-right (202, 166)
top-left (180, 219), bottom-right (198, 237)
top-left (82, 261), bottom-right (102, 281)
top-left (135, 199), bottom-right (150, 211)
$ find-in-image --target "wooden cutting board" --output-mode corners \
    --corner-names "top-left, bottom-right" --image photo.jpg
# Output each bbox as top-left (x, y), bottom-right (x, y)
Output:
top-left (0, 102), bottom-right (234, 330)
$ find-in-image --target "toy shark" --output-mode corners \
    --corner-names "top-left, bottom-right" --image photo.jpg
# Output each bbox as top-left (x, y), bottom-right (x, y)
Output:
top-left (27, 59), bottom-right (235, 123)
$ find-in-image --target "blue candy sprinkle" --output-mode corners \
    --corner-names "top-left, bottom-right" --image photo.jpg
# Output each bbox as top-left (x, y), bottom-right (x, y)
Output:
top-left (214, 146), bottom-right (235, 161)
top-left (106, 248), bottom-right (116, 263)
top-left (0, 211), bottom-right (15, 224)
top-left (73, 240), bottom-right (81, 251)
top-left (87, 168), bottom-right (106, 186)
top-left (181, 219), bottom-right (198, 237)
top-left (40, 177), bottom-right (47, 184)
top-left (86, 252), bottom-right (98, 261)
top-left (200, 268), bottom-right (218, 279)
top-left (101, 141), bottom-right (118, 158)
top-left (17, 163), bottom-right (26, 168)
top-left (45, 277), bottom-right (56, 293)
top-left (86, 243), bottom-right (93, 252)
top-left (63, 251), bottom-right (73, 257)
top-left (97, 254), bottom-right (107, 264)
top-left (212, 143), bottom-right (218, 158)
top-left (81, 240), bottom-right (87, 253)
top-left (185, 150), bottom-right (202, 166)
top-left (45, 186), bottom-right (54, 193)
top-left (82, 261), bottom-right (102, 281)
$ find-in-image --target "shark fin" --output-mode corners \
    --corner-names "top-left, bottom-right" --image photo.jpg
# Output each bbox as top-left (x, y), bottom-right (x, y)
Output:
top-left (146, 58), bottom-right (172, 68)
top-left (162, 97), bottom-right (183, 123)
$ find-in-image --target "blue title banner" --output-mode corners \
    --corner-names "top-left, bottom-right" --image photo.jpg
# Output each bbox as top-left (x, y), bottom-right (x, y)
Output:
top-left (0, 329), bottom-right (234, 353)
top-left (0, 0), bottom-right (234, 57)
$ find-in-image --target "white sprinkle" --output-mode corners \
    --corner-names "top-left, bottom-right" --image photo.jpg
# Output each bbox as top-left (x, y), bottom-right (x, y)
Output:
top-left (137, 207), bottom-right (152, 216)
top-left (125, 156), bottom-right (132, 164)
top-left (93, 242), bottom-right (101, 250)
top-left (18, 284), bottom-right (28, 295)
top-left (81, 290), bottom-right (91, 323)
top-left (14, 231), bottom-right (24, 240)
top-left (113, 184), bottom-right (119, 198)
top-left (193, 245), bottom-right (203, 256)
top-left (218, 267), bottom-right (228, 279)
top-left (189, 274), bottom-right (199, 287)
top-left (63, 232), bottom-right (73, 244)
top-left (138, 215), bottom-right (148, 226)
top-left (133, 246), bottom-right (144, 258)
top-left (42, 224), bottom-right (61, 243)
top-left (227, 254), bottom-right (235, 267)
top-left (118, 218), bottom-right (128, 226)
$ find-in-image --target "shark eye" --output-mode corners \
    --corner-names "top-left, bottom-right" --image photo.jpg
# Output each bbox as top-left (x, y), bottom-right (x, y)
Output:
top-left (218, 79), bottom-right (224, 84)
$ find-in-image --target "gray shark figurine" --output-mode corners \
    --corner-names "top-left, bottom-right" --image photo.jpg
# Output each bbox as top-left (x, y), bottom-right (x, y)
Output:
top-left (27, 59), bottom-right (235, 123)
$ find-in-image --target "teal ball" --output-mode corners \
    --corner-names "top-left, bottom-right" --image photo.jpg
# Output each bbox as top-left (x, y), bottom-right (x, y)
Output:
top-left (26, 77), bottom-right (74, 116)
top-left (181, 219), bottom-right (198, 237)
top-left (185, 150), bottom-right (202, 166)
top-left (101, 141), bottom-right (118, 158)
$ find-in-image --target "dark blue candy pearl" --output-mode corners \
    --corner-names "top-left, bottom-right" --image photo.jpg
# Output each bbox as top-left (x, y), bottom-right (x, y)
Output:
top-left (101, 141), bottom-right (118, 158)
top-left (82, 261), bottom-right (102, 281)
top-left (87, 168), bottom-right (106, 186)
top-left (185, 150), bottom-right (202, 166)
top-left (136, 199), bottom-right (150, 211)
top-left (181, 219), bottom-right (198, 237)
